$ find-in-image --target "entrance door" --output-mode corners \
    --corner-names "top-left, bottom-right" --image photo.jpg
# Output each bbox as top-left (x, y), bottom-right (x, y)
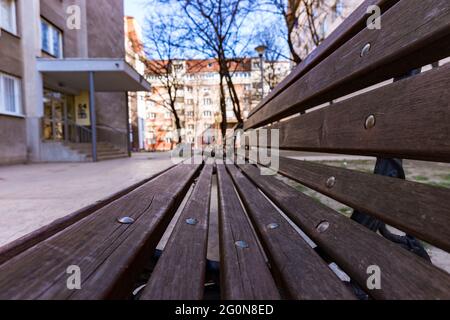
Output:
top-left (43, 90), bottom-right (68, 141)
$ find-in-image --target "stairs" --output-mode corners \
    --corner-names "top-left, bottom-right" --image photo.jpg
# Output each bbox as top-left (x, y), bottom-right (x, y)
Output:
top-left (65, 142), bottom-right (128, 161)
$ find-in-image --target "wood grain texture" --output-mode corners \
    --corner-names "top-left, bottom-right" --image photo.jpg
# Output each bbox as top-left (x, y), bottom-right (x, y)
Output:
top-left (216, 164), bottom-right (280, 300)
top-left (0, 165), bottom-right (177, 266)
top-left (140, 165), bottom-right (213, 300)
top-left (248, 155), bottom-right (450, 253)
top-left (0, 163), bottom-right (201, 300)
top-left (225, 165), bottom-right (355, 300)
top-left (253, 64), bottom-right (450, 162)
top-left (245, 0), bottom-right (450, 129)
top-left (239, 164), bottom-right (450, 300)
top-left (249, 0), bottom-right (399, 118)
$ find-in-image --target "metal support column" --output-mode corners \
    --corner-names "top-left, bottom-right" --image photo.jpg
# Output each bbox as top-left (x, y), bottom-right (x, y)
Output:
top-left (89, 71), bottom-right (97, 162)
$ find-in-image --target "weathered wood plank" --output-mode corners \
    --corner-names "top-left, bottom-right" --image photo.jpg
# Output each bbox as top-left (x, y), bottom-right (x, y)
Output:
top-left (216, 164), bottom-right (280, 300)
top-left (0, 163), bottom-right (201, 300)
top-left (239, 163), bottom-right (450, 300)
top-left (249, 0), bottom-right (400, 118)
top-left (253, 64), bottom-right (450, 162)
top-left (225, 165), bottom-right (355, 300)
top-left (0, 165), bottom-right (177, 266)
top-left (140, 165), bottom-right (213, 300)
top-left (248, 155), bottom-right (450, 253)
top-left (245, 0), bottom-right (450, 129)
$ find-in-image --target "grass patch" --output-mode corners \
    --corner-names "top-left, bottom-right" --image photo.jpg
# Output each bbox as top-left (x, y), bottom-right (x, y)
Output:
top-left (295, 184), bottom-right (308, 192)
top-left (339, 207), bottom-right (353, 217)
top-left (428, 181), bottom-right (450, 189)
top-left (413, 175), bottom-right (429, 182)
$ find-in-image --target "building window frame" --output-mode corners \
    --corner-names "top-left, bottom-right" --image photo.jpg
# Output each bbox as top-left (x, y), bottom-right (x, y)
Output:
top-left (203, 98), bottom-right (212, 106)
top-left (0, 72), bottom-right (23, 117)
top-left (40, 18), bottom-right (64, 58)
top-left (0, 0), bottom-right (17, 35)
top-left (203, 110), bottom-right (212, 117)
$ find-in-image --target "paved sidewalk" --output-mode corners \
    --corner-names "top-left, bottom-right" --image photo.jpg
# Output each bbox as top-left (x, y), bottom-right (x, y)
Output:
top-left (0, 152), bottom-right (175, 247)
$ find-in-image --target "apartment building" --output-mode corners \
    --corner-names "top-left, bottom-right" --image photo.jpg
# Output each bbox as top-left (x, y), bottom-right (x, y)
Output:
top-left (144, 57), bottom-right (291, 151)
top-left (0, 0), bottom-right (150, 165)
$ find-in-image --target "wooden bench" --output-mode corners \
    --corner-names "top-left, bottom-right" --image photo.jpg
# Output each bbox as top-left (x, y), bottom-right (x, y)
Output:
top-left (0, 0), bottom-right (449, 300)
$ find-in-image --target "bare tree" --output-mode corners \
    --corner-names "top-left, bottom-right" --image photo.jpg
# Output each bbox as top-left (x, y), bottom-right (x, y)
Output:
top-left (143, 14), bottom-right (185, 144)
top-left (256, 27), bottom-right (288, 90)
top-left (263, 0), bottom-right (342, 64)
top-left (165, 0), bottom-right (256, 141)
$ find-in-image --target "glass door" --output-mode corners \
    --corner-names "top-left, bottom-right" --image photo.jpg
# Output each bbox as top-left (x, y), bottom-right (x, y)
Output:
top-left (43, 90), bottom-right (67, 141)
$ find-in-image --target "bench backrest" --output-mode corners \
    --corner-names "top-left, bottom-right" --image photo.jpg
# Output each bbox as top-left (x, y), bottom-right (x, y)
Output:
top-left (237, 0), bottom-right (450, 298)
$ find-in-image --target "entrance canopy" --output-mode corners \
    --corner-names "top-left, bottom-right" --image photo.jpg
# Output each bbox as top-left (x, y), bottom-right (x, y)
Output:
top-left (37, 58), bottom-right (151, 92)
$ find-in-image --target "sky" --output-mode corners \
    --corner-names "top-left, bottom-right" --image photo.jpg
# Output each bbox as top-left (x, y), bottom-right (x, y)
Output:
top-left (124, 0), bottom-right (290, 60)
top-left (124, 0), bottom-right (147, 28)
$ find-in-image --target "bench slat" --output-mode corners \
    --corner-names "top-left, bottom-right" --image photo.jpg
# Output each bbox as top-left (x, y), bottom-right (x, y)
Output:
top-left (141, 165), bottom-right (213, 300)
top-left (226, 165), bottom-right (355, 300)
top-left (254, 64), bottom-right (450, 162)
top-left (216, 164), bottom-right (280, 300)
top-left (245, 0), bottom-right (450, 129)
top-left (239, 164), bottom-right (450, 300)
top-left (249, 0), bottom-right (399, 118)
top-left (249, 156), bottom-right (450, 253)
top-left (0, 163), bottom-right (201, 300)
top-left (0, 165), bottom-right (177, 266)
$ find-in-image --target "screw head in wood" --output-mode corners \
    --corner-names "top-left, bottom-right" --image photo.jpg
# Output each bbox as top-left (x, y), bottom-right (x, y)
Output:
top-left (360, 43), bottom-right (371, 57)
top-left (326, 176), bottom-right (336, 188)
top-left (117, 216), bottom-right (135, 224)
top-left (365, 114), bottom-right (376, 129)
top-left (317, 221), bottom-right (330, 233)
top-left (235, 240), bottom-right (249, 248)
top-left (186, 218), bottom-right (198, 225)
top-left (267, 223), bottom-right (280, 230)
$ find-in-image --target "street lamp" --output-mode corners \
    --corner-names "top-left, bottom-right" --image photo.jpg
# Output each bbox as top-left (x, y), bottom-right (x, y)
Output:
top-left (255, 45), bottom-right (267, 98)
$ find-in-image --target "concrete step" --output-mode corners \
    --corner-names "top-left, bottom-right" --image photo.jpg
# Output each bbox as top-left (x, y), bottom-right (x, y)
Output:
top-left (85, 150), bottom-right (127, 157)
top-left (86, 153), bottom-right (128, 161)
top-left (65, 143), bottom-right (117, 151)
top-left (65, 142), bottom-right (127, 161)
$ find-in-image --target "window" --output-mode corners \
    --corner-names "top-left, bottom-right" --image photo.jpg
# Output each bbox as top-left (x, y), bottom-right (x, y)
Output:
top-left (186, 111), bottom-right (194, 117)
top-left (0, 72), bottom-right (22, 116)
top-left (41, 19), bottom-right (63, 58)
top-left (188, 124), bottom-right (195, 130)
top-left (173, 64), bottom-right (183, 71)
top-left (164, 111), bottom-right (172, 119)
top-left (203, 111), bottom-right (212, 117)
top-left (186, 86), bottom-right (193, 93)
top-left (203, 98), bottom-right (212, 106)
top-left (186, 99), bottom-right (194, 105)
top-left (148, 112), bottom-right (156, 120)
top-left (0, 0), bottom-right (17, 34)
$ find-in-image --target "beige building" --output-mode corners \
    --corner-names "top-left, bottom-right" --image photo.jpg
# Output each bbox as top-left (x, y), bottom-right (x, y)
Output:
top-left (125, 16), bottom-right (147, 151)
top-left (144, 58), bottom-right (291, 151)
top-left (0, 0), bottom-right (149, 165)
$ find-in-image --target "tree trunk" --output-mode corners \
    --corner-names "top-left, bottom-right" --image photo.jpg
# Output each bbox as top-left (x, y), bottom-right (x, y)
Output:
top-left (219, 74), bottom-right (228, 145)
top-left (224, 70), bottom-right (243, 126)
top-left (171, 103), bottom-right (182, 144)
